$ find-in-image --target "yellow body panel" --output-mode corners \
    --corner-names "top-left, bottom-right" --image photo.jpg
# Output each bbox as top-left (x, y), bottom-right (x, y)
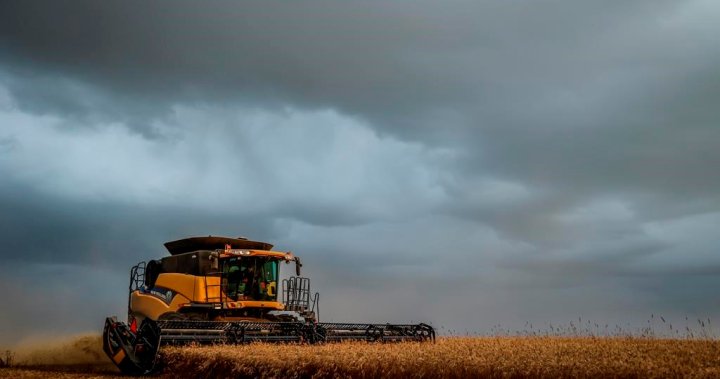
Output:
top-left (198, 275), bottom-right (221, 302)
top-left (130, 272), bottom-right (284, 320)
top-left (157, 273), bottom-right (196, 300)
top-left (130, 274), bottom-right (194, 320)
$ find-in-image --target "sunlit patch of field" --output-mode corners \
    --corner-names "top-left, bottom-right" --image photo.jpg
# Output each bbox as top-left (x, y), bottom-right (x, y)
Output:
top-left (162, 337), bottom-right (720, 378)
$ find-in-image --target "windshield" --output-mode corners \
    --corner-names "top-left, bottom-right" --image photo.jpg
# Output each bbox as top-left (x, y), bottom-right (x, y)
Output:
top-left (222, 257), bottom-right (278, 301)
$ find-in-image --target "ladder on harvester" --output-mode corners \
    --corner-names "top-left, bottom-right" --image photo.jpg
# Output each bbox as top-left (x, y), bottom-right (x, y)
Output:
top-left (282, 276), bottom-right (320, 321)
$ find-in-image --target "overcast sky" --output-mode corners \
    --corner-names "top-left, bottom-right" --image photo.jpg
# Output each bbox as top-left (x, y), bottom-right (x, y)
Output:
top-left (1, 0), bottom-right (720, 344)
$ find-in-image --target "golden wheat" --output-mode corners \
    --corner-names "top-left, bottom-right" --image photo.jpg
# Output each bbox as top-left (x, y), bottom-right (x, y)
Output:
top-left (4, 336), bottom-right (720, 378)
top-left (162, 337), bottom-right (720, 378)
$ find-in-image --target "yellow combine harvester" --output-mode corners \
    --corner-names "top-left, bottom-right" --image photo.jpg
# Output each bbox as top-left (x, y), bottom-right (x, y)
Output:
top-left (103, 236), bottom-right (435, 375)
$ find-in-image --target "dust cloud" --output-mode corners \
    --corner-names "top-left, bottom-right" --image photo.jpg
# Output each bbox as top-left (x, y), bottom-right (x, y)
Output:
top-left (8, 334), bottom-right (108, 366)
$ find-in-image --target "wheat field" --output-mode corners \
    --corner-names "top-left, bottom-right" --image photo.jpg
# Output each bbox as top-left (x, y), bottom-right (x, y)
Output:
top-left (2, 335), bottom-right (720, 378)
top-left (162, 337), bottom-right (720, 378)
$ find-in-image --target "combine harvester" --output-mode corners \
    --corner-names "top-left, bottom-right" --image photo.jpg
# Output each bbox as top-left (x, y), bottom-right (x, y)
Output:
top-left (103, 236), bottom-right (435, 375)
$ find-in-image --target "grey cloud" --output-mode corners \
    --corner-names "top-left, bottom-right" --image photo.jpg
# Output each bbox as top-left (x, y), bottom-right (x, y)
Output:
top-left (0, 2), bottom-right (687, 130)
top-left (1, 0), bottom-right (720, 344)
top-left (2, 0), bottom-right (719, 210)
top-left (0, 179), bottom-right (282, 267)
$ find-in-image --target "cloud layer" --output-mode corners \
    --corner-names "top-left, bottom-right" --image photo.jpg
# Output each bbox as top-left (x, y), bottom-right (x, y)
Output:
top-left (1, 0), bottom-right (720, 344)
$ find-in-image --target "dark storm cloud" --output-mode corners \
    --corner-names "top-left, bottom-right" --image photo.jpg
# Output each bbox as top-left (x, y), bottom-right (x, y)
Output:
top-left (0, 1), bottom-right (687, 132)
top-left (2, 0), bottom-right (718, 207)
top-left (0, 170), bottom-right (304, 267)
top-left (1, 0), bottom-right (720, 343)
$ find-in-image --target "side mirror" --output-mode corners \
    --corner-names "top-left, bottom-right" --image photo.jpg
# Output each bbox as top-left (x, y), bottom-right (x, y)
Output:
top-left (295, 257), bottom-right (302, 276)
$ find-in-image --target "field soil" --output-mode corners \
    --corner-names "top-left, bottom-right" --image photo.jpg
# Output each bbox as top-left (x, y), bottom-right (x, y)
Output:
top-left (3, 336), bottom-right (720, 378)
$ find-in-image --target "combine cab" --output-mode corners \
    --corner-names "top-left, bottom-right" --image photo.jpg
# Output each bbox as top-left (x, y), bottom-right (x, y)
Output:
top-left (103, 236), bottom-right (435, 375)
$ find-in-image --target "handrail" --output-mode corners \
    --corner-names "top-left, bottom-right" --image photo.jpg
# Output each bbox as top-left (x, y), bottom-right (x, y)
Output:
top-left (281, 276), bottom-right (320, 320)
top-left (311, 292), bottom-right (320, 322)
top-left (128, 261), bottom-right (146, 321)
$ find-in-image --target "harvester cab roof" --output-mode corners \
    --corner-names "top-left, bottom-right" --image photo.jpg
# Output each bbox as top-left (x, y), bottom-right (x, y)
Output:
top-left (163, 235), bottom-right (274, 255)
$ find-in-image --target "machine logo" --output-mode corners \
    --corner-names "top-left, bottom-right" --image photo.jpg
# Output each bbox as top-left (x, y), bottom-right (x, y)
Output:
top-left (147, 287), bottom-right (175, 304)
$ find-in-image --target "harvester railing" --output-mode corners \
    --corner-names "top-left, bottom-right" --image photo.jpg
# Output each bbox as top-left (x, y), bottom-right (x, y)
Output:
top-left (128, 261), bottom-right (146, 319)
top-left (282, 276), bottom-right (319, 320)
top-left (311, 292), bottom-right (320, 321)
top-left (130, 261), bottom-right (146, 291)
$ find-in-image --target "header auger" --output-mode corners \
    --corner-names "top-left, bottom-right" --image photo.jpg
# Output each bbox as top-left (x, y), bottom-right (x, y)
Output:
top-left (103, 236), bottom-right (435, 375)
